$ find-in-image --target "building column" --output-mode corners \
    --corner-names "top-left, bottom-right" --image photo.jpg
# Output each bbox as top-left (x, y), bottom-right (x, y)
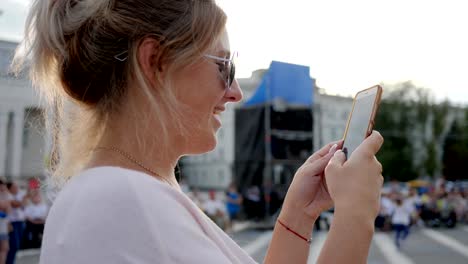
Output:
top-left (9, 108), bottom-right (25, 179)
top-left (0, 111), bottom-right (8, 177)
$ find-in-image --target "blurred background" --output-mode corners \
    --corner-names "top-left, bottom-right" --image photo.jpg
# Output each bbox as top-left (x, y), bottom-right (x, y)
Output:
top-left (0, 0), bottom-right (467, 263)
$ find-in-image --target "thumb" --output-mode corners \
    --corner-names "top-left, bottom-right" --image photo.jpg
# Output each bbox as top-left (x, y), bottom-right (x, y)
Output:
top-left (328, 149), bottom-right (346, 167)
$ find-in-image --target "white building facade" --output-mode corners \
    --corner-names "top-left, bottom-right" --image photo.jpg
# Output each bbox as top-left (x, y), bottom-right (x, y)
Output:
top-left (0, 40), bottom-right (45, 180)
top-left (314, 92), bottom-right (353, 148)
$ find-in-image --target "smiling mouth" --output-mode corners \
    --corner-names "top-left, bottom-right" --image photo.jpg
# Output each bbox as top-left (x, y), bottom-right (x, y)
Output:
top-left (213, 108), bottom-right (224, 115)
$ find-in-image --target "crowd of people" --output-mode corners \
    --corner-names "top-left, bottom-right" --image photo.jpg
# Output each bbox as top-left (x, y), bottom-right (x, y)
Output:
top-left (0, 179), bottom-right (49, 264)
top-left (2, 176), bottom-right (464, 260)
top-left (182, 177), bottom-right (467, 250)
top-left (376, 179), bottom-right (468, 248)
top-left (180, 180), bottom-right (286, 232)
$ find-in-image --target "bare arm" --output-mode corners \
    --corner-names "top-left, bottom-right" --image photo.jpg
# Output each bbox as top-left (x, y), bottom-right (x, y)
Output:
top-left (317, 132), bottom-right (384, 263)
top-left (263, 132), bottom-right (383, 264)
top-left (263, 141), bottom-right (344, 264)
top-left (11, 200), bottom-right (23, 208)
top-left (317, 208), bottom-right (374, 263)
top-left (264, 209), bottom-right (316, 264)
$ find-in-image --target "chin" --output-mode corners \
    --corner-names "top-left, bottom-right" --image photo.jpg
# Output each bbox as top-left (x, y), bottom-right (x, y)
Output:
top-left (186, 133), bottom-right (218, 155)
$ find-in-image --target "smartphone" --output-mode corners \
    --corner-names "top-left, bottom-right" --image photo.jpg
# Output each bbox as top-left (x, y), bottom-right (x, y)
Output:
top-left (342, 85), bottom-right (383, 158)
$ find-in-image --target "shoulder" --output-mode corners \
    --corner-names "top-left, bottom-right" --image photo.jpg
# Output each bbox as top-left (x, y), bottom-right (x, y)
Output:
top-left (41, 167), bottom-right (178, 263)
top-left (49, 166), bottom-right (187, 220)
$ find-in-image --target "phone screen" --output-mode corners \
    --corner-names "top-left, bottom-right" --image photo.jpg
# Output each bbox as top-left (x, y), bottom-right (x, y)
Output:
top-left (343, 87), bottom-right (380, 157)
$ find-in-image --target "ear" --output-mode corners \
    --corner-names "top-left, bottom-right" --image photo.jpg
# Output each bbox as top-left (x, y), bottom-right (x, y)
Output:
top-left (137, 38), bottom-right (164, 88)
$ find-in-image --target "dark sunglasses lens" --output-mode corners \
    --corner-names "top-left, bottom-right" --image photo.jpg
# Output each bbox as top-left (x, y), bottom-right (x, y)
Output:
top-left (228, 62), bottom-right (235, 87)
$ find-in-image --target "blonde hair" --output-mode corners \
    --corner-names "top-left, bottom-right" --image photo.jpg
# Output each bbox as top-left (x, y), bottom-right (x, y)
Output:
top-left (12, 0), bottom-right (227, 188)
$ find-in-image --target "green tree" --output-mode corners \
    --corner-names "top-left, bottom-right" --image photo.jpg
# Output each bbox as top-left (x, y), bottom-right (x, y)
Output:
top-left (429, 101), bottom-right (451, 178)
top-left (443, 115), bottom-right (468, 180)
top-left (375, 82), bottom-right (417, 181)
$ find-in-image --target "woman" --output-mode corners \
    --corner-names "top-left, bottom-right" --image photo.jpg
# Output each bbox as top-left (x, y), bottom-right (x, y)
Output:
top-left (14, 0), bottom-right (384, 263)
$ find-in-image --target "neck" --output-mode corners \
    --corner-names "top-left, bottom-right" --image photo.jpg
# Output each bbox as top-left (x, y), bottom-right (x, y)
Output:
top-left (85, 111), bottom-right (182, 188)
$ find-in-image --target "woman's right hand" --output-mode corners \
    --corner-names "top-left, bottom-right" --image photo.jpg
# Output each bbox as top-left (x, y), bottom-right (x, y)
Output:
top-left (325, 131), bottom-right (384, 221)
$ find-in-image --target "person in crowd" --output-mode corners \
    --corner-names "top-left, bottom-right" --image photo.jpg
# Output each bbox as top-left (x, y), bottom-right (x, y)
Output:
top-left (403, 188), bottom-right (420, 227)
top-left (226, 183), bottom-right (242, 222)
top-left (449, 189), bottom-right (466, 223)
top-left (203, 190), bottom-right (228, 230)
top-left (420, 191), bottom-right (441, 227)
top-left (0, 180), bottom-right (12, 264)
top-left (23, 191), bottom-right (48, 249)
top-left (377, 191), bottom-right (395, 231)
top-left (15, 0), bottom-right (384, 262)
top-left (6, 182), bottom-right (27, 264)
top-left (391, 198), bottom-right (411, 249)
top-left (436, 192), bottom-right (457, 228)
top-left (244, 185), bottom-right (264, 221)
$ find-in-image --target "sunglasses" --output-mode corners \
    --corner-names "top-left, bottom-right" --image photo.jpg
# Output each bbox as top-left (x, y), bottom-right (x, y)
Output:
top-left (114, 50), bottom-right (237, 89)
top-left (204, 52), bottom-right (236, 89)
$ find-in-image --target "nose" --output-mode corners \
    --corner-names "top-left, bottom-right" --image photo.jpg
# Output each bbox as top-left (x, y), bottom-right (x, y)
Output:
top-left (225, 79), bottom-right (243, 103)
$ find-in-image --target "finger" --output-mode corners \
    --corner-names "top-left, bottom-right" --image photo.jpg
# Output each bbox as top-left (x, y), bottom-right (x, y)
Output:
top-left (307, 150), bottom-right (337, 174)
top-left (327, 150), bottom-right (346, 167)
top-left (306, 140), bottom-right (343, 163)
top-left (354, 131), bottom-right (384, 157)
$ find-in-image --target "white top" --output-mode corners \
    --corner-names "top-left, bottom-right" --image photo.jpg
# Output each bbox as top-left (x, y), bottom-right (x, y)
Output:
top-left (403, 196), bottom-right (419, 214)
top-left (40, 167), bottom-right (257, 264)
top-left (8, 191), bottom-right (26, 222)
top-left (203, 199), bottom-right (226, 216)
top-left (380, 196), bottom-right (395, 216)
top-left (391, 205), bottom-right (411, 226)
top-left (24, 203), bottom-right (48, 221)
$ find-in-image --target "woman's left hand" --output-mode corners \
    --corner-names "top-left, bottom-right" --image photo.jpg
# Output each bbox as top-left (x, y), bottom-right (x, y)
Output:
top-left (281, 141), bottom-right (342, 223)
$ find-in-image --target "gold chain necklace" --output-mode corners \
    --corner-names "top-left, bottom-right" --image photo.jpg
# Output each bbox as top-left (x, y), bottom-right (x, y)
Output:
top-left (94, 146), bottom-right (174, 187)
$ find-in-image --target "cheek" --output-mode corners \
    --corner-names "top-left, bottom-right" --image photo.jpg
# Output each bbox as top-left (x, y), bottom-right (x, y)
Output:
top-left (172, 63), bottom-right (225, 123)
top-left (173, 65), bottom-right (216, 103)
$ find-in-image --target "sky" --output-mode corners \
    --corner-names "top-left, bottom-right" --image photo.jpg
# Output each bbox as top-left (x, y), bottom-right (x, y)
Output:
top-left (1, 0), bottom-right (467, 103)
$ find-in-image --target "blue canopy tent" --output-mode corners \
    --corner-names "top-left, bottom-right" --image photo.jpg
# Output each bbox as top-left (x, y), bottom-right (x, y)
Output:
top-left (244, 61), bottom-right (314, 107)
top-left (234, 61), bottom-right (316, 219)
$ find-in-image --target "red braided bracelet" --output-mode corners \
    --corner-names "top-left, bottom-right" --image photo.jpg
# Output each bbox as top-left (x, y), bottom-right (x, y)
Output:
top-left (277, 219), bottom-right (312, 244)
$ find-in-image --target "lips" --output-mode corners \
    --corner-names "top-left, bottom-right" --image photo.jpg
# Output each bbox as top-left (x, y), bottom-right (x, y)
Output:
top-left (213, 107), bottom-right (225, 115)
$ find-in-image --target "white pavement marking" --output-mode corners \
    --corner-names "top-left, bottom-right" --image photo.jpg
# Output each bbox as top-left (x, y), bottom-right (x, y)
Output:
top-left (373, 233), bottom-right (415, 264)
top-left (422, 228), bottom-right (468, 259)
top-left (243, 231), bottom-right (273, 256)
top-left (307, 231), bottom-right (327, 264)
top-left (232, 221), bottom-right (252, 233)
top-left (17, 249), bottom-right (41, 258)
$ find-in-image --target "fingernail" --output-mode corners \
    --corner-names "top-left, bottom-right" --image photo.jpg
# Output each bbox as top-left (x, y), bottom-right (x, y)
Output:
top-left (329, 144), bottom-right (338, 154)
